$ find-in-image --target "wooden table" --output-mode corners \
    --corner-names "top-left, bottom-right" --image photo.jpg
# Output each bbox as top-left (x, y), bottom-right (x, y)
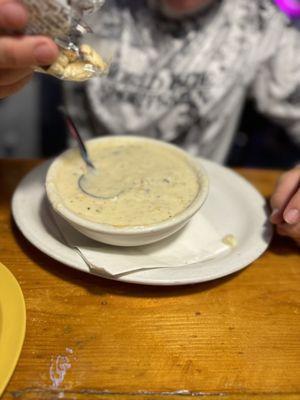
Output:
top-left (1, 160), bottom-right (300, 400)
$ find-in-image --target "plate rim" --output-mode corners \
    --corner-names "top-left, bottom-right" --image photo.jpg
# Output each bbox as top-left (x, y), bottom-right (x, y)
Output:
top-left (0, 263), bottom-right (26, 396)
top-left (12, 159), bottom-right (273, 286)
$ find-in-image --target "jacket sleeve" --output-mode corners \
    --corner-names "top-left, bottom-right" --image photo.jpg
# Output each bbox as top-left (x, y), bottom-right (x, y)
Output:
top-left (252, 18), bottom-right (300, 146)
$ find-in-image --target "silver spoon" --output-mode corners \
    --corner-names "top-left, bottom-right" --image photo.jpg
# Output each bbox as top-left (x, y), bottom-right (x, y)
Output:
top-left (59, 107), bottom-right (125, 199)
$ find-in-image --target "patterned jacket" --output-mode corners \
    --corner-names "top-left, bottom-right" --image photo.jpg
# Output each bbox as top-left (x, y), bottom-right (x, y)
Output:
top-left (65, 0), bottom-right (300, 162)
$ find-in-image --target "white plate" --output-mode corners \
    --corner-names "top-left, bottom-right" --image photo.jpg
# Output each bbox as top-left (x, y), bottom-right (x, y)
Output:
top-left (12, 160), bottom-right (273, 286)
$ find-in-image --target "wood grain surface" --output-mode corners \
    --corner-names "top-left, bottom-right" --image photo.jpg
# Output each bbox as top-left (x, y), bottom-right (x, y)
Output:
top-left (0, 160), bottom-right (299, 400)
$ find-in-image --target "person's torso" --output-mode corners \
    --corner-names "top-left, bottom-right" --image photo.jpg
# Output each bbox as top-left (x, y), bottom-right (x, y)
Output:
top-left (65, 0), bottom-right (285, 162)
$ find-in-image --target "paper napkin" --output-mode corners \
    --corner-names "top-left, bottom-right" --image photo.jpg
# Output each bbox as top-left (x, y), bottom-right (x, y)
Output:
top-left (50, 207), bottom-right (230, 276)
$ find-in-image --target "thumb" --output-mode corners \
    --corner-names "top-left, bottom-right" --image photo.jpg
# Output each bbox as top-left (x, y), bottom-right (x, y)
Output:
top-left (270, 167), bottom-right (300, 224)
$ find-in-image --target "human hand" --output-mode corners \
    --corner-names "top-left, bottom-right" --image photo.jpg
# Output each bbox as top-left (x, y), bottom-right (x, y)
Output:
top-left (0, 0), bottom-right (59, 98)
top-left (270, 166), bottom-right (300, 246)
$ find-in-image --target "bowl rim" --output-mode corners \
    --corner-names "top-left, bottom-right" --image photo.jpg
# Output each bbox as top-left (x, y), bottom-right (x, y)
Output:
top-left (46, 135), bottom-right (209, 235)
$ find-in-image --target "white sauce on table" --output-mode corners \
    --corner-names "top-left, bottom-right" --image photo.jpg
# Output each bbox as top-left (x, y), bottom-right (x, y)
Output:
top-left (52, 140), bottom-right (200, 227)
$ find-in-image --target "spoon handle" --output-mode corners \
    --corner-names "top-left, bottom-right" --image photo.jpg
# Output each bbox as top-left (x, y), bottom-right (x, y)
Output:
top-left (59, 107), bottom-right (95, 169)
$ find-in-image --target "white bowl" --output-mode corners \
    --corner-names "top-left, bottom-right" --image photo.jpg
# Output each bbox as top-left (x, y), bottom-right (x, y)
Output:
top-left (46, 136), bottom-right (209, 246)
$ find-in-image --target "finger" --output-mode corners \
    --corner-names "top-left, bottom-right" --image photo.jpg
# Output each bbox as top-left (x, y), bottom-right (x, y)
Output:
top-left (0, 1), bottom-right (28, 30)
top-left (0, 72), bottom-right (32, 98)
top-left (276, 222), bottom-right (300, 244)
top-left (0, 67), bottom-right (32, 85)
top-left (270, 168), bottom-right (300, 224)
top-left (0, 35), bottom-right (59, 68)
top-left (283, 188), bottom-right (300, 225)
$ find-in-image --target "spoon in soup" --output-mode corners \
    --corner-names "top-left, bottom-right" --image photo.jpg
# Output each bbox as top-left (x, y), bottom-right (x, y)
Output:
top-left (59, 107), bottom-right (127, 199)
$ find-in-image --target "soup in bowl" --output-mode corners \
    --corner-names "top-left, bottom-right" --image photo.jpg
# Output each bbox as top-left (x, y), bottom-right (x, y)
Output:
top-left (46, 136), bottom-right (209, 246)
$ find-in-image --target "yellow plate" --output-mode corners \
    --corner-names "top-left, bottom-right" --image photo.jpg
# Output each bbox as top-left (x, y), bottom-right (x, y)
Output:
top-left (0, 262), bottom-right (26, 397)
